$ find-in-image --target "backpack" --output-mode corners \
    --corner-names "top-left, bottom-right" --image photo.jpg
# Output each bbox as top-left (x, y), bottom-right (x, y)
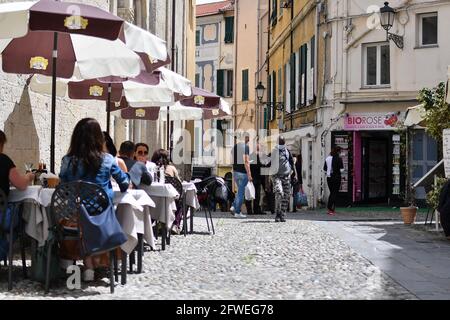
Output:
top-left (277, 147), bottom-right (294, 176)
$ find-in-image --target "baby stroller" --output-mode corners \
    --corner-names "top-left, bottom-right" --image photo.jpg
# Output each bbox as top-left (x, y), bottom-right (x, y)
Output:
top-left (194, 176), bottom-right (234, 234)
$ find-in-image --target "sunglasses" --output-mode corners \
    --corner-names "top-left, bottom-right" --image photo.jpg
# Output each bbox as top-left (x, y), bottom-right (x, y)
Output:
top-left (137, 150), bottom-right (149, 156)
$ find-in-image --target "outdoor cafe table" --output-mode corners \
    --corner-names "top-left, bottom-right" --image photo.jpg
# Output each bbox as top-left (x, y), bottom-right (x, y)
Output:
top-left (181, 181), bottom-right (200, 234)
top-left (8, 186), bottom-right (156, 255)
top-left (141, 182), bottom-right (179, 250)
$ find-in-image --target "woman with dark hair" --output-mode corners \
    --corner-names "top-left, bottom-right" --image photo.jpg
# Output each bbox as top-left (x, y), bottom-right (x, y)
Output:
top-left (103, 131), bottom-right (127, 173)
top-left (60, 118), bottom-right (130, 281)
top-left (135, 142), bottom-right (156, 180)
top-left (0, 130), bottom-right (34, 196)
top-left (151, 149), bottom-right (180, 179)
top-left (323, 146), bottom-right (344, 215)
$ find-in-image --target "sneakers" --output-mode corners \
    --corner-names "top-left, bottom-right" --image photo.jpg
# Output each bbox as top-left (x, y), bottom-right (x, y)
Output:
top-left (327, 210), bottom-right (336, 215)
top-left (230, 206), bottom-right (235, 214)
top-left (275, 216), bottom-right (281, 222)
top-left (234, 213), bottom-right (247, 218)
top-left (280, 217), bottom-right (286, 222)
top-left (83, 269), bottom-right (95, 282)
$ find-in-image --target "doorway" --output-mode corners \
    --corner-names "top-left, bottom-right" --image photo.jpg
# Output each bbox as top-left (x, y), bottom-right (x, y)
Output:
top-left (362, 136), bottom-right (389, 203)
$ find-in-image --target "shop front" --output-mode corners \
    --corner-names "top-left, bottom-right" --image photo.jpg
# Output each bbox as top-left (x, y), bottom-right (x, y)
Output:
top-left (331, 112), bottom-right (405, 207)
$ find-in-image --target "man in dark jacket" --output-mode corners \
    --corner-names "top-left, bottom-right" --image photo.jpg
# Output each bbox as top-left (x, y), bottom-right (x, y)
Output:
top-left (118, 141), bottom-right (152, 188)
top-left (245, 141), bottom-right (263, 215)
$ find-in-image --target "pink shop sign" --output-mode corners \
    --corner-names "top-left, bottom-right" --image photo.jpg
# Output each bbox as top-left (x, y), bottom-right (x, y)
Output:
top-left (344, 113), bottom-right (400, 131)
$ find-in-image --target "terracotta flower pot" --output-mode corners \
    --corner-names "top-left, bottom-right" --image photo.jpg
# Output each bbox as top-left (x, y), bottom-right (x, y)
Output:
top-left (400, 206), bottom-right (417, 225)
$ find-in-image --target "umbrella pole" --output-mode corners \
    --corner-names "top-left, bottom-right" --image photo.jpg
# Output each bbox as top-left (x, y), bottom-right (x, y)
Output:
top-left (167, 106), bottom-right (170, 152)
top-left (107, 84), bottom-right (112, 134)
top-left (50, 32), bottom-right (58, 174)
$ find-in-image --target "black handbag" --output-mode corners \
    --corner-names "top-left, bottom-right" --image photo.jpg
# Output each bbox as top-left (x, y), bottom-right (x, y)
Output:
top-left (79, 204), bottom-right (127, 256)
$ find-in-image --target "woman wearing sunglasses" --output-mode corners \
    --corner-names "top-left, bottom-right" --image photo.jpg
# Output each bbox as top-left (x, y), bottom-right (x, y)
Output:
top-left (135, 143), bottom-right (157, 181)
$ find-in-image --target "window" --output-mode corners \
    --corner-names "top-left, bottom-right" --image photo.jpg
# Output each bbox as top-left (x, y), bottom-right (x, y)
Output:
top-left (299, 44), bottom-right (307, 106)
top-left (418, 13), bottom-right (438, 46)
top-left (242, 69), bottom-right (249, 101)
top-left (196, 30), bottom-right (201, 46)
top-left (363, 43), bottom-right (390, 87)
top-left (285, 63), bottom-right (290, 113)
top-left (271, 0), bottom-right (278, 27)
top-left (224, 16), bottom-right (234, 44)
top-left (217, 69), bottom-right (233, 97)
top-left (195, 73), bottom-right (200, 87)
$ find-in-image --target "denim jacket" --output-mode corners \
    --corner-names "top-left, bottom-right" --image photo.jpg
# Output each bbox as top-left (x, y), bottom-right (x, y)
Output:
top-left (59, 153), bottom-right (130, 201)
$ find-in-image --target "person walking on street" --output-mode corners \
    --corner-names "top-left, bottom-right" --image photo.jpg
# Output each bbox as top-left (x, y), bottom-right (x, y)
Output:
top-left (231, 134), bottom-right (252, 218)
top-left (323, 146), bottom-right (344, 215)
top-left (245, 139), bottom-right (263, 215)
top-left (270, 136), bottom-right (295, 222)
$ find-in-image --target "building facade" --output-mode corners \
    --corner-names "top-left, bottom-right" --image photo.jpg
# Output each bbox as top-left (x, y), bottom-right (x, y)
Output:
top-left (194, 0), bottom-right (234, 177)
top-left (266, 0), bottom-right (327, 208)
top-left (323, 0), bottom-right (449, 207)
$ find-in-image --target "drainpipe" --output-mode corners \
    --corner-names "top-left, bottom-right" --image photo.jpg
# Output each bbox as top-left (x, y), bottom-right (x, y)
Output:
top-left (233, 0), bottom-right (239, 145)
top-left (255, 0), bottom-right (261, 134)
top-left (289, 0), bottom-right (294, 131)
top-left (266, 0), bottom-right (271, 134)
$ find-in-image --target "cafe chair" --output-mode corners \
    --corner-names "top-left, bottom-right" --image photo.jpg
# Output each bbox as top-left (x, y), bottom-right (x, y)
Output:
top-left (0, 190), bottom-right (27, 291)
top-left (47, 181), bottom-right (121, 294)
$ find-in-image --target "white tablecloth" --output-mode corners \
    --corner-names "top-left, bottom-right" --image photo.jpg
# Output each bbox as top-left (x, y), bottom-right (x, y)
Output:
top-left (113, 189), bottom-right (156, 254)
top-left (182, 182), bottom-right (200, 210)
top-left (142, 183), bottom-right (178, 230)
top-left (9, 187), bottom-right (156, 252)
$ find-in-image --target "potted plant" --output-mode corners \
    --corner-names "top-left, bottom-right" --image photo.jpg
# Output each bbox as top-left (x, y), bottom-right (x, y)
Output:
top-left (400, 186), bottom-right (418, 225)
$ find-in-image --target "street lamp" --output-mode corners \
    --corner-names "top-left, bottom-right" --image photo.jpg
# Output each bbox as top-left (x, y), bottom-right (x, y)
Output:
top-left (379, 2), bottom-right (404, 49)
top-left (254, 82), bottom-right (285, 110)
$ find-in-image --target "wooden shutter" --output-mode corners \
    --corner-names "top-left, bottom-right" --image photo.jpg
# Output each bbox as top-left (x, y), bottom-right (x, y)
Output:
top-left (310, 36), bottom-right (316, 100)
top-left (301, 44), bottom-right (307, 106)
top-left (217, 69), bottom-right (224, 96)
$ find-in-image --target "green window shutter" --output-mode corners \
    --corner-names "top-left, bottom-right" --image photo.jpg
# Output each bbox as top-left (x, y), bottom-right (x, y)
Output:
top-left (242, 69), bottom-right (249, 101)
top-left (224, 17), bottom-right (234, 43)
top-left (300, 44), bottom-right (307, 106)
top-left (196, 30), bottom-right (200, 46)
top-left (217, 70), bottom-right (224, 96)
top-left (271, 0), bottom-right (278, 26)
top-left (195, 73), bottom-right (200, 88)
top-left (290, 54), bottom-right (296, 111)
top-left (272, 70), bottom-right (277, 121)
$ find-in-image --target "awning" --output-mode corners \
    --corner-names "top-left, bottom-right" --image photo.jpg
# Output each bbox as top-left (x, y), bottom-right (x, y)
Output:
top-left (279, 126), bottom-right (315, 155)
top-left (404, 104), bottom-right (426, 128)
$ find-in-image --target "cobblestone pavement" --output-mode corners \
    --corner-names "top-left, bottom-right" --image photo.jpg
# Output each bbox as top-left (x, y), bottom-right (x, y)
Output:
top-left (0, 212), bottom-right (417, 300)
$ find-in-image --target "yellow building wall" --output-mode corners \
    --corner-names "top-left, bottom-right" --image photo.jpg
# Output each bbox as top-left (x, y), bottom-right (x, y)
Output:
top-left (268, 0), bottom-right (319, 130)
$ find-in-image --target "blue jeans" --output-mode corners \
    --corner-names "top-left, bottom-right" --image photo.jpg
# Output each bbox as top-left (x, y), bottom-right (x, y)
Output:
top-left (233, 171), bottom-right (248, 214)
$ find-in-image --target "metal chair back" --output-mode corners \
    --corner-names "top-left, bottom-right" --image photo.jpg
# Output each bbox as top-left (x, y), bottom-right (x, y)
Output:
top-left (50, 181), bottom-right (110, 225)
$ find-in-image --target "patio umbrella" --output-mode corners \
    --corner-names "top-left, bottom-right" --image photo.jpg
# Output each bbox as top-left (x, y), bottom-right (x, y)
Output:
top-left (0, 0), bottom-right (139, 172)
top-left (121, 22), bottom-right (170, 72)
top-left (176, 87), bottom-right (222, 109)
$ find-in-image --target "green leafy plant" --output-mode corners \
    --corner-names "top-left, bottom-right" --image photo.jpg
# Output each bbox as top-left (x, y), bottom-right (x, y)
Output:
top-left (417, 82), bottom-right (450, 146)
top-left (426, 177), bottom-right (448, 210)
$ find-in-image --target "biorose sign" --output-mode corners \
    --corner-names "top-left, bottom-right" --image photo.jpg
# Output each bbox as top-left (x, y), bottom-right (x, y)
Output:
top-left (344, 113), bottom-right (400, 131)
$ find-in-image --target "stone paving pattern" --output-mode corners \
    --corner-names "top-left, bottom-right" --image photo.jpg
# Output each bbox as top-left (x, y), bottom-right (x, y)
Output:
top-left (0, 211), bottom-right (418, 300)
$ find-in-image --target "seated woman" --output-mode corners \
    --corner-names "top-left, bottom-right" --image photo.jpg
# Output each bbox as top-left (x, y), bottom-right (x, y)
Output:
top-left (59, 118), bottom-right (130, 282)
top-left (0, 130), bottom-right (35, 260)
top-left (151, 149), bottom-right (183, 233)
top-left (135, 143), bottom-right (156, 181)
top-left (0, 130), bottom-right (34, 196)
top-left (151, 149), bottom-right (180, 180)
